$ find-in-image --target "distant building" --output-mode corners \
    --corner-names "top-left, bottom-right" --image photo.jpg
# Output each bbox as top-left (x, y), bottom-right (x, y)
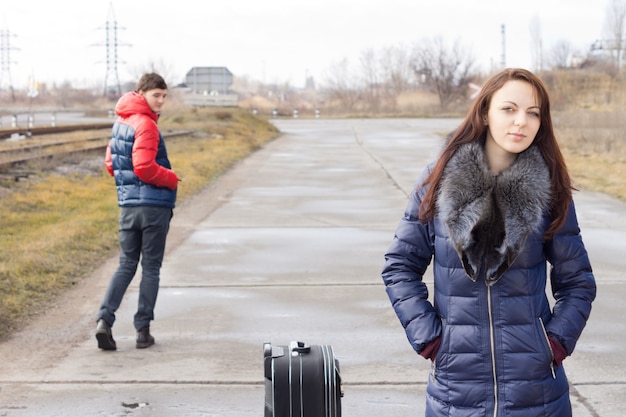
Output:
top-left (182, 66), bottom-right (237, 107)
top-left (185, 67), bottom-right (233, 95)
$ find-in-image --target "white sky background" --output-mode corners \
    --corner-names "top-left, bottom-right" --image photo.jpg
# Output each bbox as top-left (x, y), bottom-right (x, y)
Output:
top-left (1, 0), bottom-right (609, 90)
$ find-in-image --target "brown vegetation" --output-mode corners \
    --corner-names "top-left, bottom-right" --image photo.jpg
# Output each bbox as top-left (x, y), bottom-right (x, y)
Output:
top-left (545, 71), bottom-right (626, 201)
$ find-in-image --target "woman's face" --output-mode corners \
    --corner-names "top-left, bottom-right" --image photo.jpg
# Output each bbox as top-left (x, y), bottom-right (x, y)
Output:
top-left (484, 80), bottom-right (541, 171)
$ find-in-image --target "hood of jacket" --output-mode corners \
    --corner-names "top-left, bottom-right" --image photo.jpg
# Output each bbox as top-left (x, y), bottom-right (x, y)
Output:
top-left (437, 140), bottom-right (552, 285)
top-left (115, 91), bottom-right (159, 123)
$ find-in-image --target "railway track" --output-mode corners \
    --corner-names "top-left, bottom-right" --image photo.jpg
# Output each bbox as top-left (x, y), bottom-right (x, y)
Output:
top-left (0, 122), bottom-right (114, 140)
top-left (0, 123), bottom-right (193, 173)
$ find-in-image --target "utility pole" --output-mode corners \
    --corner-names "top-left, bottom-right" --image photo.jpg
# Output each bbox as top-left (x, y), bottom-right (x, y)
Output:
top-left (0, 26), bottom-right (18, 100)
top-left (500, 24), bottom-right (506, 68)
top-left (529, 16), bottom-right (543, 72)
top-left (100, 2), bottom-right (129, 97)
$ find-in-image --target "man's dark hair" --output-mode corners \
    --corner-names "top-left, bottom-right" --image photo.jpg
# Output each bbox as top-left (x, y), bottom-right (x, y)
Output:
top-left (136, 73), bottom-right (168, 92)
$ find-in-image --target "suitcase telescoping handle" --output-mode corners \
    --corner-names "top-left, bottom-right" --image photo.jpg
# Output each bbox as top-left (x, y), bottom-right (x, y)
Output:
top-left (264, 341), bottom-right (311, 358)
top-left (289, 340), bottom-right (311, 356)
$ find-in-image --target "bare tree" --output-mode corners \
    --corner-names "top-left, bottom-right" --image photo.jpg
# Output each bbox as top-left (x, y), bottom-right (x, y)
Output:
top-left (411, 36), bottom-right (476, 109)
top-left (547, 40), bottom-right (575, 69)
top-left (129, 59), bottom-right (180, 87)
top-left (359, 48), bottom-right (383, 112)
top-left (322, 58), bottom-right (359, 112)
top-left (603, 0), bottom-right (626, 70)
top-left (380, 44), bottom-right (414, 96)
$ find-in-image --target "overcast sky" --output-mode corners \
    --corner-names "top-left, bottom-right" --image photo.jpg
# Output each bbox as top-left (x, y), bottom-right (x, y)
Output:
top-left (0, 0), bottom-right (610, 90)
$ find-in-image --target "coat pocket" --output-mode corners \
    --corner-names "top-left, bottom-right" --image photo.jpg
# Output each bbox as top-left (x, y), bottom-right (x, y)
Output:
top-left (430, 318), bottom-right (445, 385)
top-left (538, 317), bottom-right (556, 379)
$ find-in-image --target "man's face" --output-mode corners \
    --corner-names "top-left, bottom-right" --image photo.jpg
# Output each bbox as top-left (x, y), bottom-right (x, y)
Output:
top-left (139, 88), bottom-right (168, 113)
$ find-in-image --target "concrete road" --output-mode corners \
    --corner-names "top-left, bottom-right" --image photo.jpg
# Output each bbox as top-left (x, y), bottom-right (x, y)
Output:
top-left (0, 118), bottom-right (623, 416)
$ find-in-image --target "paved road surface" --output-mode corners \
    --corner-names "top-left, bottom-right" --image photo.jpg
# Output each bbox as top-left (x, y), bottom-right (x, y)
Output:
top-left (0, 118), bottom-right (623, 416)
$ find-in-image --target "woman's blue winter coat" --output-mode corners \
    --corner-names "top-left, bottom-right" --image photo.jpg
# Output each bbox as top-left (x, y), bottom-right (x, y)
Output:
top-left (382, 168), bottom-right (596, 416)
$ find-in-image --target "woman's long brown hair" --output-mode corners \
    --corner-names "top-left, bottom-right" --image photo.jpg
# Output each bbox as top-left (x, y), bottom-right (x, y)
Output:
top-left (419, 68), bottom-right (572, 239)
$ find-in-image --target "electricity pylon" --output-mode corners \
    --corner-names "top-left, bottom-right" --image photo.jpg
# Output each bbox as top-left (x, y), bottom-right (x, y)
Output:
top-left (0, 26), bottom-right (18, 99)
top-left (100, 3), bottom-right (130, 96)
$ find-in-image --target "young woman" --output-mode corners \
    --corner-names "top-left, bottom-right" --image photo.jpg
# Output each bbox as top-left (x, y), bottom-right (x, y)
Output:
top-left (382, 68), bottom-right (596, 416)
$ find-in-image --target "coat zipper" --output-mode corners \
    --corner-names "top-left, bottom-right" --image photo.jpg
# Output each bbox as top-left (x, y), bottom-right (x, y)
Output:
top-left (539, 317), bottom-right (557, 379)
top-left (487, 285), bottom-right (498, 417)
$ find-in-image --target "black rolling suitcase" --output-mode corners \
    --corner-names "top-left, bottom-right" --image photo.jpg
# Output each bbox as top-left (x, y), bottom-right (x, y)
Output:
top-left (264, 341), bottom-right (342, 417)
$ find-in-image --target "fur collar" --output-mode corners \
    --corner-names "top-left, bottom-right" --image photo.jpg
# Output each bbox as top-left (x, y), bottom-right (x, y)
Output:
top-left (437, 141), bottom-right (552, 285)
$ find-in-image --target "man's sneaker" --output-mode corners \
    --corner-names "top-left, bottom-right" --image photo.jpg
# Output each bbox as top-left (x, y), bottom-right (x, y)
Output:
top-left (95, 319), bottom-right (117, 351)
top-left (136, 327), bottom-right (155, 349)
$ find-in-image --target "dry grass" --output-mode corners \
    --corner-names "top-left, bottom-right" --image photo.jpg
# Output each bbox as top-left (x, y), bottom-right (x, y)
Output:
top-left (0, 108), bottom-right (279, 339)
top-left (554, 108), bottom-right (626, 201)
top-left (563, 150), bottom-right (626, 201)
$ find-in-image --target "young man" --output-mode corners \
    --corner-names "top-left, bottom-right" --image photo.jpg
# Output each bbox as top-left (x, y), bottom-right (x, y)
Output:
top-left (96, 73), bottom-right (179, 350)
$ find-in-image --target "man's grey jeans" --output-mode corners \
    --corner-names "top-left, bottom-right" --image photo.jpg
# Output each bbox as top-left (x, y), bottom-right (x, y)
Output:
top-left (97, 205), bottom-right (173, 331)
